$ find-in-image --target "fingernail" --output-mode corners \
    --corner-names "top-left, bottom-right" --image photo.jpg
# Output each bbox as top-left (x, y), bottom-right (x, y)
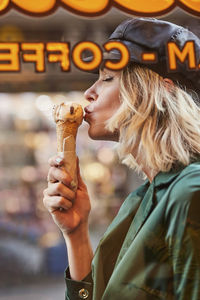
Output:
top-left (56, 157), bottom-right (63, 164)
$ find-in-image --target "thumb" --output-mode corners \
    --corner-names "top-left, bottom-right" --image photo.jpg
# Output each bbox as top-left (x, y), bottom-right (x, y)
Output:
top-left (76, 157), bottom-right (87, 190)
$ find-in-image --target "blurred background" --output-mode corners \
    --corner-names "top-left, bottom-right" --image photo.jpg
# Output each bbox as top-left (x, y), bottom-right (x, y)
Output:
top-left (0, 5), bottom-right (199, 300)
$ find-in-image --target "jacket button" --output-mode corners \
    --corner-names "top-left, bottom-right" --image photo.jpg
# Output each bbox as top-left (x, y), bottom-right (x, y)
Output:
top-left (78, 288), bottom-right (89, 299)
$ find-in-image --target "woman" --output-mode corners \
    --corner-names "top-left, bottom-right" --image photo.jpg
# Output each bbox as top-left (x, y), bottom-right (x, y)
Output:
top-left (43, 18), bottom-right (200, 299)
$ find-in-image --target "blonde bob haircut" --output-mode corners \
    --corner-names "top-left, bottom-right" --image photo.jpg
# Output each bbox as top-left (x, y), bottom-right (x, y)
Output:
top-left (106, 63), bottom-right (200, 178)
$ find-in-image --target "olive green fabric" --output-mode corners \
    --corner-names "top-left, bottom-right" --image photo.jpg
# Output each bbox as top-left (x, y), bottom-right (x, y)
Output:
top-left (65, 160), bottom-right (200, 299)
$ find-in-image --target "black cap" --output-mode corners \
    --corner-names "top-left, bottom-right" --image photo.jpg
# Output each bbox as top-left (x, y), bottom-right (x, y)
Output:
top-left (87, 18), bottom-right (200, 100)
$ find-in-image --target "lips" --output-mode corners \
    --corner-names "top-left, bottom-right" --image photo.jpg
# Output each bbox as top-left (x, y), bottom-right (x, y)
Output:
top-left (84, 112), bottom-right (91, 122)
top-left (84, 106), bottom-right (93, 123)
top-left (84, 106), bottom-right (93, 114)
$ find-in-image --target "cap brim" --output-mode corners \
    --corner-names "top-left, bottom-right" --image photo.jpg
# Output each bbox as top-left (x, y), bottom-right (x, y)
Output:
top-left (82, 51), bottom-right (122, 74)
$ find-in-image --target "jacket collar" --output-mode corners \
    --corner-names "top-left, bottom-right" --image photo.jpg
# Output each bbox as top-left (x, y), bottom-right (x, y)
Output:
top-left (152, 169), bottom-right (181, 188)
top-left (153, 158), bottom-right (200, 188)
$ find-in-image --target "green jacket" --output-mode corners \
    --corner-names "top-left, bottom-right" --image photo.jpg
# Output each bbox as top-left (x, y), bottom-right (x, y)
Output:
top-left (65, 160), bottom-right (200, 299)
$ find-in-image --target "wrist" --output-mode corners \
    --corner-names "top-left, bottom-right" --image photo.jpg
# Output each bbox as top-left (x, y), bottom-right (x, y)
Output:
top-left (62, 221), bottom-right (89, 243)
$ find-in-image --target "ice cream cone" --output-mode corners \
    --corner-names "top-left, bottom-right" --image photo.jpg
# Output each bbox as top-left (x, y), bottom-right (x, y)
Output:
top-left (53, 102), bottom-right (83, 192)
top-left (56, 120), bottom-right (78, 152)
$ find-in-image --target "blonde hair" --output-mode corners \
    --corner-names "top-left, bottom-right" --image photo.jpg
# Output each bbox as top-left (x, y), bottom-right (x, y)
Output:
top-left (106, 63), bottom-right (200, 178)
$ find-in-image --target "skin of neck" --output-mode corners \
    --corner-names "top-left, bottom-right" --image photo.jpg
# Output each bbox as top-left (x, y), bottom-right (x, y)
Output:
top-left (131, 144), bottom-right (158, 183)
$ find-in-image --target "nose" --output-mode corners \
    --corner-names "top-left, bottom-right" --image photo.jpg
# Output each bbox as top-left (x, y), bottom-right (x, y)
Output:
top-left (84, 83), bottom-right (98, 102)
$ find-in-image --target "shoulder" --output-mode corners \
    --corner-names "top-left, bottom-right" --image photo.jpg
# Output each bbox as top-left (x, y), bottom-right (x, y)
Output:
top-left (168, 161), bottom-right (200, 199)
top-left (165, 161), bottom-right (200, 224)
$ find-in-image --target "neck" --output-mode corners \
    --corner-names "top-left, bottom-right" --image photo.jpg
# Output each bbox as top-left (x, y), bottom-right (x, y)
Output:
top-left (141, 165), bottom-right (158, 183)
top-left (131, 146), bottom-right (158, 183)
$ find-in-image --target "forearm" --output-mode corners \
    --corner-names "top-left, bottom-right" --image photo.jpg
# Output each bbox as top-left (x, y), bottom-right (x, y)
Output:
top-left (63, 222), bottom-right (93, 281)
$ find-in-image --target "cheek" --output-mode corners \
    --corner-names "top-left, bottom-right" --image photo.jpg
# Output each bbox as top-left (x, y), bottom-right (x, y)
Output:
top-left (95, 89), bottom-right (120, 118)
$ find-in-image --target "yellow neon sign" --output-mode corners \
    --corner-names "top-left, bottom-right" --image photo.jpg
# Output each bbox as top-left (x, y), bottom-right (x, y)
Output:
top-left (0, 41), bottom-right (198, 73)
top-left (0, 0), bottom-right (198, 17)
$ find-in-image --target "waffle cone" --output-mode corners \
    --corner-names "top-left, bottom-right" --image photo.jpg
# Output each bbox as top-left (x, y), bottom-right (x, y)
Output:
top-left (56, 121), bottom-right (78, 152)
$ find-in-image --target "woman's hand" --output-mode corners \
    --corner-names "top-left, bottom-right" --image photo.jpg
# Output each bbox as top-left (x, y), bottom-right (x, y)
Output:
top-left (43, 155), bottom-right (91, 235)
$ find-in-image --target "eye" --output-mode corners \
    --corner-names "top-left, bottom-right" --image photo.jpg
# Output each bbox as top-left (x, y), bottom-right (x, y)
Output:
top-left (102, 77), bottom-right (113, 82)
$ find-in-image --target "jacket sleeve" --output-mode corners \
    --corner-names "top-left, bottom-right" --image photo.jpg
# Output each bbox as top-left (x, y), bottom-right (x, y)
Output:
top-left (165, 171), bottom-right (200, 300)
top-left (65, 267), bottom-right (93, 300)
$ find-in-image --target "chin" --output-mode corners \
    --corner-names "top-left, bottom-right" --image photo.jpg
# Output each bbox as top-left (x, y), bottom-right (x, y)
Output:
top-left (88, 127), bottom-right (119, 142)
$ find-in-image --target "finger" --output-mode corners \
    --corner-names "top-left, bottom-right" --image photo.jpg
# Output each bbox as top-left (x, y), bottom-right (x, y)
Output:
top-left (47, 182), bottom-right (75, 201)
top-left (43, 195), bottom-right (72, 212)
top-left (48, 155), bottom-right (64, 167)
top-left (47, 173), bottom-right (57, 183)
top-left (48, 166), bottom-right (72, 187)
top-left (43, 188), bottom-right (48, 197)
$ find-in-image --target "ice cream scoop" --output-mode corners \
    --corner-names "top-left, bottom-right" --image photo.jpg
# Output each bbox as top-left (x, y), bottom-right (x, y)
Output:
top-left (53, 102), bottom-right (83, 152)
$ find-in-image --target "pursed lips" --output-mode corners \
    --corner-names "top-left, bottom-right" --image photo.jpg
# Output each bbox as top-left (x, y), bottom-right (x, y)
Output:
top-left (84, 106), bottom-right (94, 114)
top-left (84, 106), bottom-right (93, 122)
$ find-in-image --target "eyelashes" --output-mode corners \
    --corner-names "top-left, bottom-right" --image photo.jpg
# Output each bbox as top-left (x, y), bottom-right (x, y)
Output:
top-left (102, 77), bottom-right (114, 82)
